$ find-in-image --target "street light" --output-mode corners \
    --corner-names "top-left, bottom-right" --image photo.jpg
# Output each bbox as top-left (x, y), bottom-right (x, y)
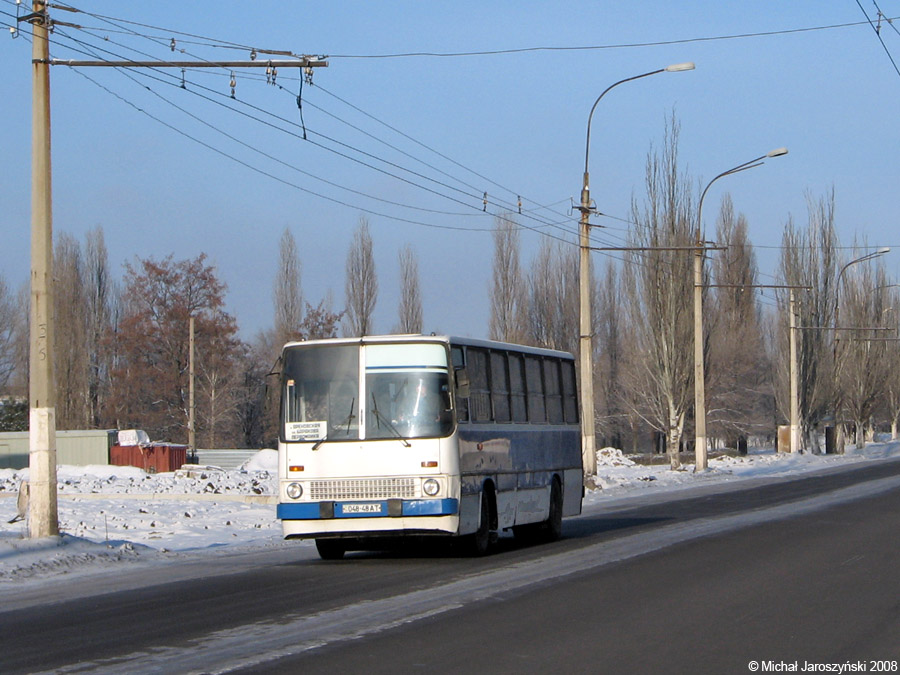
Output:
top-left (693, 147), bottom-right (788, 472)
top-left (578, 62), bottom-right (695, 478)
top-left (831, 246), bottom-right (890, 453)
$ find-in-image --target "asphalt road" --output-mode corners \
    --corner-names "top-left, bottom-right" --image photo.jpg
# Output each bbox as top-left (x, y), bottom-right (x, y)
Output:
top-left (2, 458), bottom-right (900, 674)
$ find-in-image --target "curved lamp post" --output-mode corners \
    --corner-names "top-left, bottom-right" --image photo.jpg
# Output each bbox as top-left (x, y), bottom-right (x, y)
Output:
top-left (578, 62), bottom-right (695, 477)
top-left (832, 246), bottom-right (890, 452)
top-left (694, 147), bottom-right (788, 471)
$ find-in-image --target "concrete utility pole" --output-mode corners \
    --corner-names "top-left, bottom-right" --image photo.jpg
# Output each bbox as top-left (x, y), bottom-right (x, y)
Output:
top-left (693, 147), bottom-right (787, 472)
top-left (578, 61), bottom-right (694, 478)
top-left (23, 2), bottom-right (327, 538)
top-left (789, 289), bottom-right (800, 454)
top-left (189, 316), bottom-right (195, 454)
top-left (28, 0), bottom-right (59, 539)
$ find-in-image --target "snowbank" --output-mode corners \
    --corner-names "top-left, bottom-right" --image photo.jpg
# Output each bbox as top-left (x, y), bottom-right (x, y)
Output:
top-left (2, 443), bottom-right (900, 584)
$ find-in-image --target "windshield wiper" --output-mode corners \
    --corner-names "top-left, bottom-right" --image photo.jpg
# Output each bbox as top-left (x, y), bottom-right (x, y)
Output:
top-left (343, 397), bottom-right (356, 435)
top-left (313, 397), bottom-right (356, 450)
top-left (371, 393), bottom-right (411, 447)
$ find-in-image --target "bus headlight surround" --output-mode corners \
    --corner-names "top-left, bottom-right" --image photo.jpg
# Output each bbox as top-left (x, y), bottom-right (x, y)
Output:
top-left (286, 482), bottom-right (303, 500)
top-left (423, 478), bottom-right (440, 497)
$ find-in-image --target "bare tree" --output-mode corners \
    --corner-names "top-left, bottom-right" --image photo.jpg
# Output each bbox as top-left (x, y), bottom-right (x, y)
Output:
top-left (54, 233), bottom-right (89, 429)
top-left (622, 117), bottom-right (695, 469)
top-left (109, 254), bottom-right (243, 444)
top-left (839, 253), bottom-right (890, 448)
top-left (883, 287), bottom-right (900, 439)
top-left (489, 215), bottom-right (526, 343)
top-left (274, 228), bottom-right (303, 348)
top-left (0, 274), bottom-right (16, 391)
top-left (84, 226), bottom-right (114, 428)
top-left (396, 244), bottom-right (423, 334)
top-left (344, 216), bottom-right (378, 337)
top-left (774, 192), bottom-right (839, 452)
top-left (595, 259), bottom-right (626, 449)
top-left (707, 195), bottom-right (773, 448)
top-left (10, 284), bottom-right (29, 397)
top-left (525, 238), bottom-right (579, 355)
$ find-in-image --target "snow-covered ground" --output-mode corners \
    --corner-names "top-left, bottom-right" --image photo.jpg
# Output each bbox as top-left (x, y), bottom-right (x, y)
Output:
top-left (2, 442), bottom-right (900, 585)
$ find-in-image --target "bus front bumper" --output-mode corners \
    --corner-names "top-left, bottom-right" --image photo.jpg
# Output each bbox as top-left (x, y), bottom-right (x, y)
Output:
top-left (277, 497), bottom-right (458, 520)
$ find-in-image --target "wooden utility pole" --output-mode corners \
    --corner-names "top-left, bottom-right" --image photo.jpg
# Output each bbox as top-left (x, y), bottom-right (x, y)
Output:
top-left (22, 2), bottom-right (326, 538)
top-left (28, 0), bottom-right (58, 539)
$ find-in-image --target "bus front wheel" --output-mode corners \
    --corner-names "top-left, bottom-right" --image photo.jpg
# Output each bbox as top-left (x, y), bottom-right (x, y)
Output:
top-left (315, 538), bottom-right (346, 560)
top-left (467, 491), bottom-right (494, 556)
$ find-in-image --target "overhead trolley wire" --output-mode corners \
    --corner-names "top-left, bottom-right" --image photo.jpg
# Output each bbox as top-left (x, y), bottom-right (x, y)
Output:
top-left (854, 0), bottom-right (900, 79)
top-left (46, 19), bottom-right (584, 242)
top-left (326, 18), bottom-right (898, 59)
top-left (47, 29), bottom-right (588, 248)
top-left (45, 5), bottom-right (582, 238)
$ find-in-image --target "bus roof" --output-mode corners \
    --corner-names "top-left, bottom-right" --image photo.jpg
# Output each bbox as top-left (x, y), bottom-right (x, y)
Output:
top-left (282, 334), bottom-right (574, 361)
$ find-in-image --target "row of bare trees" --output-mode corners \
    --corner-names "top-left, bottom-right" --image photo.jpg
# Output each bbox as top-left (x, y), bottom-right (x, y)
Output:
top-left (488, 123), bottom-right (898, 465)
top-left (0, 217), bottom-right (422, 448)
top-left (2, 130), bottom-right (895, 456)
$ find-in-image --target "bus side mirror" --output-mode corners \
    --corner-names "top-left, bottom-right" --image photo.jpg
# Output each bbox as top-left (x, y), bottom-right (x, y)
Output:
top-left (454, 367), bottom-right (470, 399)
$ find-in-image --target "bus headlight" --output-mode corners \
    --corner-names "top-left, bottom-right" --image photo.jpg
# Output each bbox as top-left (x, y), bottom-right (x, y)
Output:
top-left (286, 482), bottom-right (303, 500)
top-left (423, 478), bottom-right (440, 497)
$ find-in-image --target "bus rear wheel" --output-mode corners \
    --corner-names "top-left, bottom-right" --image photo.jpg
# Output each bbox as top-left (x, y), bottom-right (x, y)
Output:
top-left (543, 477), bottom-right (563, 542)
top-left (315, 538), bottom-right (346, 560)
top-left (513, 478), bottom-right (563, 544)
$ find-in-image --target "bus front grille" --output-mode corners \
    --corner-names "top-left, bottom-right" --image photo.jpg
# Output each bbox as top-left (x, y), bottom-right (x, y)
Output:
top-left (309, 478), bottom-right (417, 500)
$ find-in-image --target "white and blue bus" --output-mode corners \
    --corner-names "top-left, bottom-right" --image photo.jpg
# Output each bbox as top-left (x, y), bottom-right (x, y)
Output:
top-left (276, 334), bottom-right (583, 559)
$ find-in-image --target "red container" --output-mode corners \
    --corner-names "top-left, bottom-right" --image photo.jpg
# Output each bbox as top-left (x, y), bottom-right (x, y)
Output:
top-left (110, 444), bottom-right (188, 473)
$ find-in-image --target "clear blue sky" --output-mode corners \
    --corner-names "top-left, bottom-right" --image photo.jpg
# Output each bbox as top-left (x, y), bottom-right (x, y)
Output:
top-left (2, 1), bottom-right (898, 339)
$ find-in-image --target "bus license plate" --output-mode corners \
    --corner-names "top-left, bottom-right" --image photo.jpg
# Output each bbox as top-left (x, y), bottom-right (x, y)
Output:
top-left (341, 503), bottom-right (383, 515)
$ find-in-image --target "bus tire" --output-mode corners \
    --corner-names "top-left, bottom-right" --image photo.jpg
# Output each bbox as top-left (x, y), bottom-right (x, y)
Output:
top-left (315, 538), bottom-right (346, 560)
top-left (543, 477), bottom-right (563, 542)
top-left (467, 491), bottom-right (493, 556)
top-left (513, 477), bottom-right (563, 544)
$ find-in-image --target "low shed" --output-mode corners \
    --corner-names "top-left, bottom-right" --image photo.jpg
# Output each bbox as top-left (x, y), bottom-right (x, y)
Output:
top-left (0, 429), bottom-right (117, 470)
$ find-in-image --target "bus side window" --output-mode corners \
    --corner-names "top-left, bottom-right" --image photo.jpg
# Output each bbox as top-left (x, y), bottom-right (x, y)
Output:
top-left (490, 350), bottom-right (511, 423)
top-left (468, 348), bottom-right (492, 422)
top-left (524, 355), bottom-right (546, 423)
top-left (508, 353), bottom-right (527, 423)
top-left (544, 359), bottom-right (563, 424)
top-left (562, 360), bottom-right (579, 423)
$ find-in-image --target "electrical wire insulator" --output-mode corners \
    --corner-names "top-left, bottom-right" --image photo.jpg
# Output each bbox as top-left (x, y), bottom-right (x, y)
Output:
top-left (250, 48), bottom-right (257, 60)
top-left (180, 68), bottom-right (186, 89)
top-left (230, 72), bottom-right (236, 98)
top-left (170, 37), bottom-right (176, 51)
top-left (483, 192), bottom-right (488, 212)
top-left (518, 196), bottom-right (522, 214)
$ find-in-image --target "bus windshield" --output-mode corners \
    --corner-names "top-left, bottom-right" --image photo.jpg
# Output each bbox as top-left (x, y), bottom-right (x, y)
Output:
top-left (366, 370), bottom-right (452, 440)
top-left (282, 345), bottom-right (359, 443)
top-left (282, 341), bottom-right (453, 443)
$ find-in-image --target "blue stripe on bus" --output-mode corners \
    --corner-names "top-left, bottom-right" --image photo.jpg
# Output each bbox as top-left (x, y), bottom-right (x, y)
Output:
top-left (277, 498), bottom-right (458, 520)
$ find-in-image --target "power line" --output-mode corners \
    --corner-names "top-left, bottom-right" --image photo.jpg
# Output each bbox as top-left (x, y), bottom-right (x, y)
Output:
top-left (854, 0), bottom-right (900, 78)
top-left (45, 12), bottom-right (581, 239)
top-left (326, 18), bottom-right (896, 59)
top-left (47, 23), bottom-right (584, 243)
top-left (47, 30), bottom-right (586, 250)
